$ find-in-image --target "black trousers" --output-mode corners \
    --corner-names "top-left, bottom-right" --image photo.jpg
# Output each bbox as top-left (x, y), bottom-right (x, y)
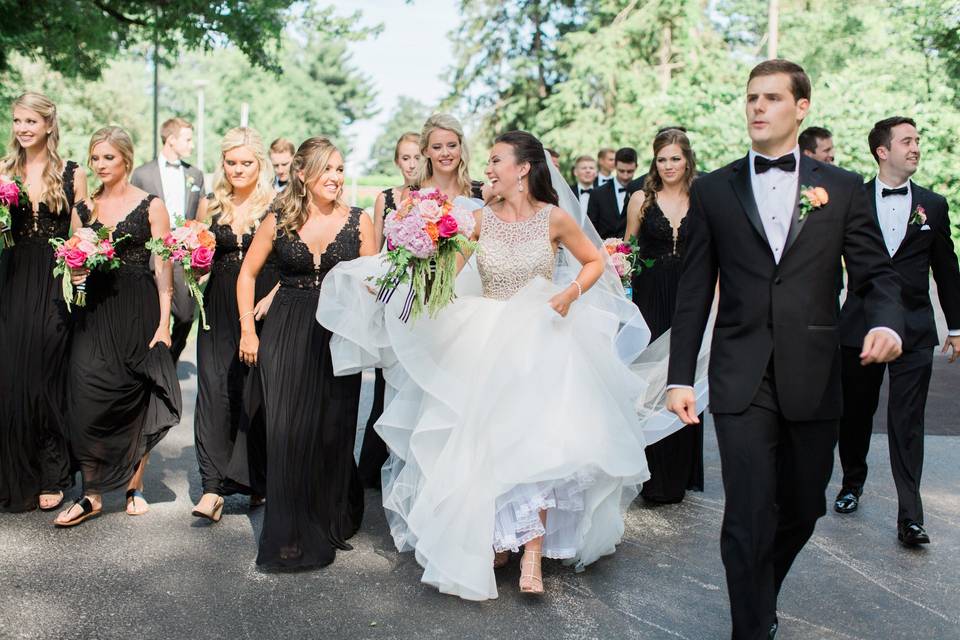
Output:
top-left (714, 368), bottom-right (838, 640)
top-left (170, 263), bottom-right (196, 363)
top-left (838, 345), bottom-right (932, 523)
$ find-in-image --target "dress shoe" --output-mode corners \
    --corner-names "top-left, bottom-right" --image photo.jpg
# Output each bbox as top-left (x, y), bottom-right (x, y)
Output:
top-left (897, 520), bottom-right (930, 546)
top-left (834, 490), bottom-right (859, 514)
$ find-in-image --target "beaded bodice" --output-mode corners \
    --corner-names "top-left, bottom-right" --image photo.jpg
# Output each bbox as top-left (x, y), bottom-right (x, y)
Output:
top-left (77, 196), bottom-right (156, 268)
top-left (477, 205), bottom-right (556, 300)
top-left (636, 200), bottom-right (689, 262)
top-left (9, 160), bottom-right (77, 243)
top-left (274, 207), bottom-right (361, 290)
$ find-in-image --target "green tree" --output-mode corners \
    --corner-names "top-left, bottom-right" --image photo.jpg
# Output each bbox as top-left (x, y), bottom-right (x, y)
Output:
top-left (367, 97), bottom-right (432, 176)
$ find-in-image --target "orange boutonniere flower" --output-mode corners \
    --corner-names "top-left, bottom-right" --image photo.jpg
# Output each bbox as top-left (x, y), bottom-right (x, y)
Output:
top-left (799, 185), bottom-right (828, 221)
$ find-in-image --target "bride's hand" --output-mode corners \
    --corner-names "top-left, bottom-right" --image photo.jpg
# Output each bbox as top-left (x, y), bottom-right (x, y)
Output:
top-left (548, 290), bottom-right (576, 317)
top-left (70, 267), bottom-right (90, 285)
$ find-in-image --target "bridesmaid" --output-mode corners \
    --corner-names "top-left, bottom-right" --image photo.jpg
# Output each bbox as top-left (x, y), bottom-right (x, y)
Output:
top-left (0, 92), bottom-right (87, 512)
top-left (415, 114), bottom-right (484, 201)
top-left (191, 127), bottom-right (279, 521)
top-left (54, 127), bottom-right (181, 526)
top-left (357, 132), bottom-right (420, 489)
top-left (237, 137), bottom-right (377, 569)
top-left (623, 128), bottom-right (703, 504)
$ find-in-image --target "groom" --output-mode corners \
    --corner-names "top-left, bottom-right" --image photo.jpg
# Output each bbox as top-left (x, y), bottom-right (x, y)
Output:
top-left (665, 59), bottom-right (903, 640)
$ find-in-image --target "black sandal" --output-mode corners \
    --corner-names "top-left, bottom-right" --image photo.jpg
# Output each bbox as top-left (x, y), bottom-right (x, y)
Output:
top-left (54, 497), bottom-right (101, 528)
top-left (125, 488), bottom-right (149, 516)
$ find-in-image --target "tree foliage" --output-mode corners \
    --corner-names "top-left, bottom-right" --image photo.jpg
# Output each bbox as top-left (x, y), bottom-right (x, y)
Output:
top-left (368, 97), bottom-right (433, 176)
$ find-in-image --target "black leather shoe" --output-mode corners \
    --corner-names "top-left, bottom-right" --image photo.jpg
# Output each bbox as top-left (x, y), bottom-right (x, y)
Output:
top-left (834, 490), bottom-right (860, 514)
top-left (898, 520), bottom-right (930, 546)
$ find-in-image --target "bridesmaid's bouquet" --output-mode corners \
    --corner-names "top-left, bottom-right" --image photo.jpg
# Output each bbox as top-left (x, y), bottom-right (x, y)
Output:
top-left (604, 237), bottom-right (655, 298)
top-left (0, 177), bottom-right (25, 249)
top-left (375, 188), bottom-right (476, 320)
top-left (50, 227), bottom-right (125, 309)
top-left (146, 217), bottom-right (216, 329)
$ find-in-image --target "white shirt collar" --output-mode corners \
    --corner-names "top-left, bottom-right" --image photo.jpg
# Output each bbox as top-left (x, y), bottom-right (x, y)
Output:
top-left (875, 176), bottom-right (910, 191)
top-left (748, 146), bottom-right (800, 177)
top-left (159, 153), bottom-right (182, 169)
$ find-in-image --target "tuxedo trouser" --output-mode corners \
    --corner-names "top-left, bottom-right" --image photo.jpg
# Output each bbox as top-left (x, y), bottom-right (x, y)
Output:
top-left (169, 262), bottom-right (196, 363)
top-left (838, 346), bottom-right (932, 523)
top-left (714, 369), bottom-right (837, 640)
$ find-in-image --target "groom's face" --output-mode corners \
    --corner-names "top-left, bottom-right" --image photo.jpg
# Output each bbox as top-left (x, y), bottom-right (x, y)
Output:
top-left (745, 73), bottom-right (809, 150)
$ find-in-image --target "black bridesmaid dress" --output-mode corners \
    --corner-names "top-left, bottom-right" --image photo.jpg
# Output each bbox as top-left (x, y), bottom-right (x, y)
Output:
top-left (0, 161), bottom-right (78, 512)
top-left (194, 213), bottom-right (279, 497)
top-left (630, 199), bottom-right (704, 503)
top-left (256, 207), bottom-right (364, 570)
top-left (68, 196), bottom-right (181, 495)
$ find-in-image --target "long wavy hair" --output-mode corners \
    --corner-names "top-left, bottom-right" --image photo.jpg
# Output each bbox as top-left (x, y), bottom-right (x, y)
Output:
top-left (1, 92), bottom-right (68, 213)
top-left (494, 131), bottom-right (558, 206)
top-left (207, 127), bottom-right (275, 230)
top-left (639, 128), bottom-right (697, 219)
top-left (86, 126), bottom-right (135, 223)
top-left (274, 136), bottom-right (346, 236)
top-left (416, 114), bottom-right (473, 197)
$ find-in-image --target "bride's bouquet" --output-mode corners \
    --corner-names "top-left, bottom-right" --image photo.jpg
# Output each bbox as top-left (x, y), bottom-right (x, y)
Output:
top-left (50, 227), bottom-right (125, 308)
top-left (146, 217), bottom-right (216, 329)
top-left (0, 177), bottom-right (25, 249)
top-left (604, 237), bottom-right (655, 298)
top-left (375, 188), bottom-right (476, 320)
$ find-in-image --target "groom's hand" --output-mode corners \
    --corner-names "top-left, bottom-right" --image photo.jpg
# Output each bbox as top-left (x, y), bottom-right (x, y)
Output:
top-left (860, 329), bottom-right (902, 365)
top-left (666, 388), bottom-right (700, 425)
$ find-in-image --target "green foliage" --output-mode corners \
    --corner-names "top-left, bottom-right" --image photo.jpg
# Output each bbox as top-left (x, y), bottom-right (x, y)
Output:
top-left (368, 97), bottom-right (432, 175)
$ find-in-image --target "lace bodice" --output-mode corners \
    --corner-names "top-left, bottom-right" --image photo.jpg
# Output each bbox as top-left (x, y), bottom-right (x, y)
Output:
top-left (77, 196), bottom-right (156, 269)
top-left (210, 213), bottom-right (258, 274)
top-left (9, 160), bottom-right (78, 243)
top-left (477, 205), bottom-right (555, 300)
top-left (274, 207), bottom-right (362, 290)
top-left (635, 200), bottom-right (689, 262)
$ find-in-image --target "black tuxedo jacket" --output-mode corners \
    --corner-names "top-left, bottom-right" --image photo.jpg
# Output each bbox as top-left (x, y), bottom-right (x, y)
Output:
top-left (668, 154), bottom-right (903, 421)
top-left (840, 179), bottom-right (960, 350)
top-left (130, 159), bottom-right (205, 220)
top-left (586, 179), bottom-right (629, 239)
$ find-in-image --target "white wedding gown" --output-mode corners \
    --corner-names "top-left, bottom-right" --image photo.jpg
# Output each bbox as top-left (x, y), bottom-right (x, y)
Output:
top-left (318, 202), bottom-right (709, 601)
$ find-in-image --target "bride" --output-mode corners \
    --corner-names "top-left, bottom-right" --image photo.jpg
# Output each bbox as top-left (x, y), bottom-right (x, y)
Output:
top-left (318, 128), bottom-right (705, 600)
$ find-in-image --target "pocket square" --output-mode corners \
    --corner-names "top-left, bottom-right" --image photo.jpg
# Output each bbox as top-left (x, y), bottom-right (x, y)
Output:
top-left (921, 224), bottom-right (931, 231)
top-left (190, 185), bottom-right (201, 192)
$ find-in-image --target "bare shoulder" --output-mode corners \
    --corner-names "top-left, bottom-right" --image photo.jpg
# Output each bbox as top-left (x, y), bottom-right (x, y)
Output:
top-left (548, 205), bottom-right (578, 228)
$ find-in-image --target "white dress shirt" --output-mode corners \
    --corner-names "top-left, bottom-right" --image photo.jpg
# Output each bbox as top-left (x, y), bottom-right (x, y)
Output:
top-left (749, 147), bottom-right (799, 264)
top-left (597, 173), bottom-right (613, 187)
top-left (158, 154), bottom-right (186, 223)
top-left (574, 183), bottom-right (592, 217)
top-left (614, 180), bottom-right (629, 215)
top-left (874, 177), bottom-right (911, 257)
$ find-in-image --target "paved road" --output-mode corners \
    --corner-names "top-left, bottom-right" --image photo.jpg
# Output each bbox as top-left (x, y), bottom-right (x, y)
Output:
top-left (1, 347), bottom-right (958, 639)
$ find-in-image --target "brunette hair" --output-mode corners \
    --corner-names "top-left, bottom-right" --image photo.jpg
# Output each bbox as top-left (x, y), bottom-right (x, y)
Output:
top-left (638, 128), bottom-right (697, 220)
top-left (2, 92), bottom-right (68, 213)
top-left (747, 59), bottom-right (811, 102)
top-left (615, 147), bottom-right (638, 165)
top-left (493, 130), bottom-right (558, 206)
top-left (799, 126), bottom-right (832, 153)
top-left (208, 127), bottom-right (275, 230)
top-left (868, 116), bottom-right (917, 163)
top-left (273, 136), bottom-right (345, 235)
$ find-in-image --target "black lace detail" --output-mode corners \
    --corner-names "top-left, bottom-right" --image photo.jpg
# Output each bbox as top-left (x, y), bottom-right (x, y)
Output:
top-left (77, 196), bottom-right (156, 269)
top-left (9, 160), bottom-right (78, 243)
top-left (382, 188), bottom-right (397, 214)
top-left (209, 214), bottom-right (253, 275)
top-left (274, 208), bottom-right (362, 290)
top-left (635, 200), bottom-right (689, 262)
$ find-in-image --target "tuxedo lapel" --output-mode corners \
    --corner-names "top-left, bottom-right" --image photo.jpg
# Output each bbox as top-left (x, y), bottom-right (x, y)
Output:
top-left (894, 182), bottom-right (921, 257)
top-left (865, 178), bottom-right (879, 224)
top-left (729, 155), bottom-right (768, 245)
top-left (782, 155), bottom-right (818, 259)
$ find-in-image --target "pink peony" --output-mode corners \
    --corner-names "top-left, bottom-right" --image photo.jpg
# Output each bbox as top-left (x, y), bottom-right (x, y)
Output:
top-left (616, 243), bottom-right (631, 255)
top-left (436, 214), bottom-right (459, 239)
top-left (63, 247), bottom-right (88, 269)
top-left (0, 181), bottom-right (20, 206)
top-left (190, 245), bottom-right (214, 271)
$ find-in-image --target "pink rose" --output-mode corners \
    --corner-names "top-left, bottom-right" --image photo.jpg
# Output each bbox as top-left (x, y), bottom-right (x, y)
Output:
top-left (386, 238), bottom-right (396, 251)
top-left (436, 214), bottom-right (459, 239)
top-left (77, 239), bottom-right (98, 256)
top-left (171, 248), bottom-right (187, 262)
top-left (418, 198), bottom-right (442, 222)
top-left (616, 243), bottom-right (631, 255)
top-left (74, 228), bottom-right (98, 244)
top-left (190, 245), bottom-right (214, 271)
top-left (163, 234), bottom-right (178, 247)
top-left (171, 225), bottom-right (199, 247)
top-left (63, 247), bottom-right (88, 269)
top-left (98, 241), bottom-right (115, 259)
top-left (0, 181), bottom-right (19, 206)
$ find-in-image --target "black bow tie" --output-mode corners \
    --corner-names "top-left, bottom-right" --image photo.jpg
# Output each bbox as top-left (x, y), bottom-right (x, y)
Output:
top-left (164, 161), bottom-right (182, 169)
top-left (881, 186), bottom-right (908, 198)
top-left (754, 153), bottom-right (796, 174)
top-left (579, 187), bottom-right (592, 195)
top-left (617, 186), bottom-right (627, 193)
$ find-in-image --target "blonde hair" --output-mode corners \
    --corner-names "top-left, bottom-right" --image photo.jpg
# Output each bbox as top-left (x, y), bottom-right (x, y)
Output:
top-left (416, 114), bottom-right (472, 197)
top-left (160, 117), bottom-right (192, 144)
top-left (274, 136), bottom-right (346, 236)
top-left (394, 132), bottom-right (420, 164)
top-left (1, 92), bottom-right (68, 213)
top-left (86, 126), bottom-right (135, 222)
top-left (207, 127), bottom-right (275, 230)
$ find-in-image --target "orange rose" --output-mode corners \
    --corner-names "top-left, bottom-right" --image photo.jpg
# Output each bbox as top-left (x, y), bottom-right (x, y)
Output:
top-left (64, 236), bottom-right (81, 249)
top-left (804, 187), bottom-right (829, 208)
top-left (198, 229), bottom-right (216, 250)
top-left (425, 222), bottom-right (440, 243)
top-left (605, 244), bottom-right (618, 256)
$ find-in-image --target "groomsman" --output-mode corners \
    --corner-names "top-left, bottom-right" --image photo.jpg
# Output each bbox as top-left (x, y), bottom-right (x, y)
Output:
top-left (586, 147), bottom-right (637, 239)
top-left (835, 116), bottom-right (960, 546)
top-left (595, 147), bottom-right (615, 186)
top-left (545, 147), bottom-right (561, 169)
top-left (799, 126), bottom-right (835, 164)
top-left (570, 155), bottom-right (597, 216)
top-left (666, 60), bottom-right (903, 640)
top-left (131, 117), bottom-right (205, 363)
top-left (269, 137), bottom-right (295, 192)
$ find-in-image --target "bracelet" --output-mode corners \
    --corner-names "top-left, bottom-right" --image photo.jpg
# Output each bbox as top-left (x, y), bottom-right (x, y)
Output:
top-left (239, 310), bottom-right (255, 322)
top-left (570, 280), bottom-right (582, 299)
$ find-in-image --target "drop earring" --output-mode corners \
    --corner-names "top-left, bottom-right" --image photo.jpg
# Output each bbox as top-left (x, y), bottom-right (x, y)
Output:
top-left (517, 175), bottom-right (524, 193)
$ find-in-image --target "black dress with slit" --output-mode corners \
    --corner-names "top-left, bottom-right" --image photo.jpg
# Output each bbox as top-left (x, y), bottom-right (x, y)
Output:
top-left (256, 208), bottom-right (364, 570)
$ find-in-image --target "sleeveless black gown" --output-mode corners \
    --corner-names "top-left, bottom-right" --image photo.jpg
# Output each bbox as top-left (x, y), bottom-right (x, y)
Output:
top-left (69, 197), bottom-right (181, 494)
top-left (631, 200), bottom-right (704, 503)
top-left (256, 208), bottom-right (364, 570)
top-left (0, 162), bottom-right (78, 512)
top-left (194, 213), bottom-right (279, 496)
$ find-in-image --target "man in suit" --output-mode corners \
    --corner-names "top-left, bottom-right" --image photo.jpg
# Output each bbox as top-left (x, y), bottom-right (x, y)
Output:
top-left (666, 60), bottom-right (903, 640)
top-left (269, 137), bottom-right (295, 192)
top-left (834, 116), bottom-right (960, 546)
top-left (799, 126), bottom-right (835, 164)
top-left (569, 154), bottom-right (597, 217)
top-left (131, 117), bottom-right (205, 363)
top-left (594, 147), bottom-right (615, 186)
top-left (586, 147), bottom-right (637, 239)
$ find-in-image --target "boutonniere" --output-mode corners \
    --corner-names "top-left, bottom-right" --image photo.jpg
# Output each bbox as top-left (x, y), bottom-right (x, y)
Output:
top-left (798, 185), bottom-right (829, 221)
top-left (909, 204), bottom-right (926, 226)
